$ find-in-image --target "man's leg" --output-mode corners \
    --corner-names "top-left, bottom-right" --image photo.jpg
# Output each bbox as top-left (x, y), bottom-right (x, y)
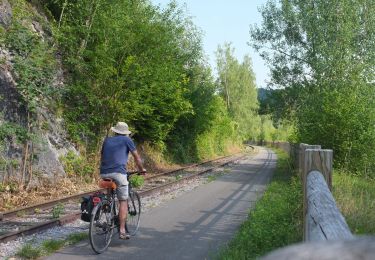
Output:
top-left (107, 173), bottom-right (129, 238)
top-left (119, 200), bottom-right (128, 235)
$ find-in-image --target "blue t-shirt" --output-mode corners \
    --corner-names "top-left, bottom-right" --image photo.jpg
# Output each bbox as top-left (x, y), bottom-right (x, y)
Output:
top-left (100, 135), bottom-right (136, 175)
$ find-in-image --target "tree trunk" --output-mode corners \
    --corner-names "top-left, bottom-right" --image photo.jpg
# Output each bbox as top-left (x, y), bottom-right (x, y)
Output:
top-left (79, 0), bottom-right (100, 54)
top-left (21, 111), bottom-right (32, 190)
top-left (20, 141), bottom-right (29, 190)
top-left (58, 0), bottom-right (68, 28)
top-left (25, 142), bottom-right (33, 191)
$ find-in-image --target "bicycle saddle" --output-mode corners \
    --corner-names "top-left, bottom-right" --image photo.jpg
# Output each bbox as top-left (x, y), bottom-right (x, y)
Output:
top-left (99, 178), bottom-right (117, 189)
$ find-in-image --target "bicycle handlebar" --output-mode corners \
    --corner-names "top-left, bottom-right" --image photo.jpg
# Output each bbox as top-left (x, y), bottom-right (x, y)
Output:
top-left (127, 170), bottom-right (147, 176)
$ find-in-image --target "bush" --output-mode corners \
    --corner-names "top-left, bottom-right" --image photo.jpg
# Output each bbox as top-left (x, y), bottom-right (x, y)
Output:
top-left (60, 151), bottom-right (94, 179)
top-left (0, 122), bottom-right (28, 144)
top-left (51, 203), bottom-right (64, 219)
top-left (129, 175), bottom-right (144, 188)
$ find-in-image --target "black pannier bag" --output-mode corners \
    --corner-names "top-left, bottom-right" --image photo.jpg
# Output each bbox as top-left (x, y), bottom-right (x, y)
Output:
top-left (80, 195), bottom-right (94, 222)
top-left (80, 192), bottom-right (105, 222)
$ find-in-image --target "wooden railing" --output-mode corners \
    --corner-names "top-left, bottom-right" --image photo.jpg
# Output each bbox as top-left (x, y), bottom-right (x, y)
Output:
top-left (259, 142), bottom-right (375, 259)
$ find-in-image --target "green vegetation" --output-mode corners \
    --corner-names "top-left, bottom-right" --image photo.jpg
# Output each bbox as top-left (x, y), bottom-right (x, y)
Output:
top-left (66, 232), bottom-right (88, 244)
top-left (16, 210), bottom-right (26, 217)
top-left (217, 149), bottom-right (302, 259)
top-left (60, 151), bottom-right (94, 181)
top-left (51, 202), bottom-right (64, 218)
top-left (251, 0), bottom-right (375, 175)
top-left (129, 175), bottom-right (145, 188)
top-left (0, 181), bottom-right (18, 193)
top-left (216, 43), bottom-right (260, 141)
top-left (42, 239), bottom-right (65, 254)
top-left (37, 0), bottom-right (263, 164)
top-left (206, 175), bottom-right (216, 183)
top-left (16, 244), bottom-right (42, 259)
top-left (258, 115), bottom-right (296, 143)
top-left (0, 122), bottom-right (28, 144)
top-left (4, 0), bottom-right (57, 117)
top-left (5, 21), bottom-right (57, 113)
top-left (57, 0), bottom-right (193, 147)
top-left (333, 171), bottom-right (375, 235)
top-left (15, 232), bottom-right (88, 259)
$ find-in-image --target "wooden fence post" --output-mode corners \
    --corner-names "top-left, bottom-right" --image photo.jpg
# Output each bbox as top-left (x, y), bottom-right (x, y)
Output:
top-left (304, 149), bottom-right (333, 189)
top-left (299, 144), bottom-right (321, 177)
top-left (303, 148), bottom-right (333, 240)
top-left (290, 143), bottom-right (299, 170)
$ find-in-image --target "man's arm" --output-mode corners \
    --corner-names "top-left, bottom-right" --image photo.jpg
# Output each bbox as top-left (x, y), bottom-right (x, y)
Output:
top-left (130, 150), bottom-right (146, 173)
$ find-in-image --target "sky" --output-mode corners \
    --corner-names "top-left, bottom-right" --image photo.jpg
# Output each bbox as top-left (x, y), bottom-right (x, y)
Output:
top-left (151, 0), bottom-right (269, 88)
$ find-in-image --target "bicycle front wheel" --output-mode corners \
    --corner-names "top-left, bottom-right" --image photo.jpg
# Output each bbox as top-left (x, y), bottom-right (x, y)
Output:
top-left (126, 191), bottom-right (141, 236)
top-left (89, 200), bottom-right (114, 254)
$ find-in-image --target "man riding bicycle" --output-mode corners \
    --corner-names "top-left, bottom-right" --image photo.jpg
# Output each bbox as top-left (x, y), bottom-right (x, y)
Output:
top-left (100, 122), bottom-right (146, 240)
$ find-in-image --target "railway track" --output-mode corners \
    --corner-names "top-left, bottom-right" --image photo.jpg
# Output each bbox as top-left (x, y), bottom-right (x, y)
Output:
top-left (0, 152), bottom-right (250, 244)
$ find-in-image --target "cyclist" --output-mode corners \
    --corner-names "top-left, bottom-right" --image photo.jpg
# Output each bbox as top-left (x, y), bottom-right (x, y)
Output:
top-left (100, 121), bottom-right (146, 240)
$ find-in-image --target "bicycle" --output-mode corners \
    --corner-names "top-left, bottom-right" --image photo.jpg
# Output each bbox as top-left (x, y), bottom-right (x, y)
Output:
top-left (89, 171), bottom-right (143, 254)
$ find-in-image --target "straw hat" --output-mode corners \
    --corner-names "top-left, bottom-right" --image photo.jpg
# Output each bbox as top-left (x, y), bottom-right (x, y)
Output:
top-left (111, 122), bottom-right (131, 135)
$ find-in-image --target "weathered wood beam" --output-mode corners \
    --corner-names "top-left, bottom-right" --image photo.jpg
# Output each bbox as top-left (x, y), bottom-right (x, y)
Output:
top-left (300, 147), bottom-right (333, 240)
top-left (306, 171), bottom-right (353, 241)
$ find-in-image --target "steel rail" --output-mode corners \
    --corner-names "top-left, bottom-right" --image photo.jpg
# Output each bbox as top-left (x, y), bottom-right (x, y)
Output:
top-left (143, 154), bottom-right (231, 181)
top-left (139, 154), bottom-right (247, 197)
top-left (0, 189), bottom-right (103, 221)
top-left (0, 213), bottom-right (81, 244)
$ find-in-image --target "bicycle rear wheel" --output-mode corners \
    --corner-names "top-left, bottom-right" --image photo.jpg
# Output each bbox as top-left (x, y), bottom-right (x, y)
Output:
top-left (89, 201), bottom-right (114, 254)
top-left (126, 191), bottom-right (141, 236)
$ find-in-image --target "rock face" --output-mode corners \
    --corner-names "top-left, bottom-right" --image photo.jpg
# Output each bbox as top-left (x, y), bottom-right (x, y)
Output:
top-left (0, 47), bottom-right (25, 174)
top-left (0, 47), bottom-right (75, 181)
top-left (32, 107), bottom-right (77, 179)
top-left (0, 1), bottom-right (77, 183)
top-left (0, 0), bottom-right (12, 28)
top-left (0, 48), bottom-right (25, 124)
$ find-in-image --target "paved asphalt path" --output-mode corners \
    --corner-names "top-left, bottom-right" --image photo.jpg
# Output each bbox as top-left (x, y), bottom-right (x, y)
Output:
top-left (46, 147), bottom-right (276, 260)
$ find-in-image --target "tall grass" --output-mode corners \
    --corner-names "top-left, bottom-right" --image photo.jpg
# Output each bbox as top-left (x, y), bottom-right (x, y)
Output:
top-left (217, 149), bottom-right (302, 260)
top-left (333, 171), bottom-right (375, 234)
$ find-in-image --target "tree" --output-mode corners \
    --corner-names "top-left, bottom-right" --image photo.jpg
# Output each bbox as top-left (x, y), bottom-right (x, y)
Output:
top-left (216, 43), bottom-right (260, 140)
top-left (166, 62), bottom-right (237, 162)
top-left (250, 0), bottom-right (375, 173)
top-left (41, 0), bottom-right (242, 164)
top-left (54, 0), bottom-right (201, 148)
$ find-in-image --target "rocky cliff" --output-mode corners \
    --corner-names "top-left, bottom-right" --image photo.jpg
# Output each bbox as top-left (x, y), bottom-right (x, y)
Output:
top-left (0, 0), bottom-right (76, 187)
